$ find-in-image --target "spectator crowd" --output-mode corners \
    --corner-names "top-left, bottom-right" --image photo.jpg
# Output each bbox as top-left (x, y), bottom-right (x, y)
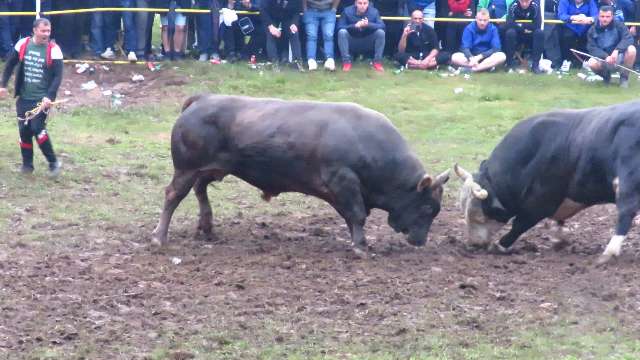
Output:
top-left (0, 0), bottom-right (638, 84)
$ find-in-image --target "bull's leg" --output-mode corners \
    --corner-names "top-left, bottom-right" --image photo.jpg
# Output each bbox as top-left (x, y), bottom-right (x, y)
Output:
top-left (492, 215), bottom-right (539, 253)
top-left (193, 176), bottom-right (215, 237)
top-left (325, 168), bottom-right (368, 255)
top-left (597, 194), bottom-right (639, 265)
top-left (152, 169), bottom-right (198, 246)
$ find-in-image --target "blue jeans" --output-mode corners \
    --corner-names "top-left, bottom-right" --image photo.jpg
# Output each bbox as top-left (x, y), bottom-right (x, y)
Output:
top-left (91, 11), bottom-right (112, 54)
top-left (303, 8), bottom-right (336, 60)
top-left (195, 0), bottom-right (219, 55)
top-left (109, 0), bottom-right (138, 53)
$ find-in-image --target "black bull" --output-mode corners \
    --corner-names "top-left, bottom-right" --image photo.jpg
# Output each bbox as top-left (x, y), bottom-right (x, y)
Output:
top-left (454, 100), bottom-right (640, 264)
top-left (152, 94), bottom-right (450, 252)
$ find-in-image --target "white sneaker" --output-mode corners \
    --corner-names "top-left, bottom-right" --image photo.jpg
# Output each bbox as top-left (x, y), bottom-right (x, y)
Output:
top-left (198, 53), bottom-right (209, 62)
top-left (560, 60), bottom-right (571, 72)
top-left (127, 51), bottom-right (137, 62)
top-left (308, 58), bottom-right (318, 71)
top-left (101, 47), bottom-right (115, 60)
top-left (324, 58), bottom-right (335, 71)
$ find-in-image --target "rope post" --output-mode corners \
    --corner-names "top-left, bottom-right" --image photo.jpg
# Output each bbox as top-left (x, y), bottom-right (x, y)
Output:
top-left (36, 0), bottom-right (41, 19)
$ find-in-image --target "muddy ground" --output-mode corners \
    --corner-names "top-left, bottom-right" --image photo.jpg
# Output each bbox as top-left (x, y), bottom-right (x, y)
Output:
top-left (1, 202), bottom-right (639, 359)
top-left (0, 64), bottom-right (639, 359)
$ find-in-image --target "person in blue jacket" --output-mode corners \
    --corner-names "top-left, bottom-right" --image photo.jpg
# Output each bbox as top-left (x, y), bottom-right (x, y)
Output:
top-left (450, 8), bottom-right (507, 72)
top-left (558, 0), bottom-right (598, 65)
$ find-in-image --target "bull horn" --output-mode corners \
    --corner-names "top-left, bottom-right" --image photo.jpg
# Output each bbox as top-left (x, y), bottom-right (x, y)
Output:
top-left (453, 163), bottom-right (471, 181)
top-left (431, 169), bottom-right (450, 189)
top-left (471, 183), bottom-right (488, 200)
top-left (454, 163), bottom-right (488, 200)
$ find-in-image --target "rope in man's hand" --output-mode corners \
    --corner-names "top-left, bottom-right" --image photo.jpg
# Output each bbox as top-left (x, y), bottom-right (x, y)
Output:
top-left (23, 99), bottom-right (69, 124)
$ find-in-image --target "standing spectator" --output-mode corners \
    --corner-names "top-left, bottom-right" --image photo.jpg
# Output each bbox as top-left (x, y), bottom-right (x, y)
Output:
top-left (159, 0), bottom-right (191, 60)
top-left (0, 0), bottom-right (12, 60)
top-left (504, 0), bottom-right (544, 72)
top-left (303, 0), bottom-right (340, 70)
top-left (478, 0), bottom-right (514, 19)
top-left (443, 0), bottom-right (474, 52)
top-left (90, 0), bottom-right (117, 59)
top-left (51, 0), bottom-right (85, 59)
top-left (543, 0), bottom-right (563, 68)
top-left (586, 5), bottom-right (636, 87)
top-left (14, 0), bottom-right (52, 39)
top-left (135, 0), bottom-right (158, 60)
top-left (195, 0), bottom-right (221, 61)
top-left (221, 0), bottom-right (264, 61)
top-left (377, 0), bottom-right (409, 59)
top-left (337, 0), bottom-right (386, 72)
top-left (396, 9), bottom-right (450, 69)
top-left (410, 0), bottom-right (437, 27)
top-left (558, 0), bottom-right (597, 66)
top-left (110, 0), bottom-right (139, 61)
top-left (260, 0), bottom-right (304, 69)
top-left (450, 8), bottom-right (507, 71)
top-left (0, 18), bottom-right (63, 176)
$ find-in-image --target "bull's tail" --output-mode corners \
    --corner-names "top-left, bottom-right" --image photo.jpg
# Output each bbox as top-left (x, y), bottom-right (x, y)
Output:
top-left (181, 94), bottom-right (208, 113)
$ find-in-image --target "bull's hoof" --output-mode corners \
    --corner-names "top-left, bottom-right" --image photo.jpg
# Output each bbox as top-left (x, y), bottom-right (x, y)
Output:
top-left (550, 238), bottom-right (569, 251)
top-left (488, 242), bottom-right (511, 255)
top-left (595, 253), bottom-right (616, 267)
top-left (150, 232), bottom-right (165, 247)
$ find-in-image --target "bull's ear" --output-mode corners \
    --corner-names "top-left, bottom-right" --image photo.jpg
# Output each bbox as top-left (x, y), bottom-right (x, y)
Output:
top-left (417, 174), bottom-right (432, 192)
top-left (431, 169), bottom-right (450, 189)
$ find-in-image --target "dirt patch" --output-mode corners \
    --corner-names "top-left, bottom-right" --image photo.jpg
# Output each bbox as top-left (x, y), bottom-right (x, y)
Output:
top-left (1, 199), bottom-right (639, 358)
top-left (56, 63), bottom-right (190, 110)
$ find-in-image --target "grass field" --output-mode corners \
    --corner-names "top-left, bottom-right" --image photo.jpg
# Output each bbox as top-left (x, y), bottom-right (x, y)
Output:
top-left (1, 61), bottom-right (640, 359)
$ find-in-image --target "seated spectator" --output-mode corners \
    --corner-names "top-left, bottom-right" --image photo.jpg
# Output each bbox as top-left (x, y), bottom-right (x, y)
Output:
top-left (558, 0), bottom-right (597, 66)
top-left (260, 0), bottom-right (304, 70)
top-left (443, 0), bottom-right (473, 53)
top-left (504, 0), bottom-right (544, 73)
top-left (451, 8), bottom-right (507, 72)
top-left (159, 0), bottom-right (191, 60)
top-left (586, 5), bottom-right (636, 87)
top-left (195, 0), bottom-right (221, 62)
top-left (302, 0), bottom-right (339, 71)
top-left (222, 0), bottom-right (265, 62)
top-left (337, 0), bottom-right (386, 72)
top-left (396, 9), bottom-right (450, 69)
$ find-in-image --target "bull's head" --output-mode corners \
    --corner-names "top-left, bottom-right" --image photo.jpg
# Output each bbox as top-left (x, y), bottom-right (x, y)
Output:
top-left (388, 170), bottom-right (450, 246)
top-left (454, 164), bottom-right (506, 247)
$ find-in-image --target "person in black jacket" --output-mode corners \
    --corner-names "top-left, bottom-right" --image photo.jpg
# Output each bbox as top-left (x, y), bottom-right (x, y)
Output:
top-left (260, 0), bottom-right (304, 70)
top-left (0, 18), bottom-right (63, 176)
top-left (586, 5), bottom-right (636, 87)
top-left (504, 0), bottom-right (544, 73)
top-left (395, 9), bottom-right (450, 68)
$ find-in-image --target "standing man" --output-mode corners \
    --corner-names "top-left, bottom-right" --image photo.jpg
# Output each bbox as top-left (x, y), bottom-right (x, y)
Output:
top-left (396, 9), bottom-right (450, 69)
top-left (303, 0), bottom-right (340, 71)
top-left (451, 8), bottom-right (507, 72)
top-left (586, 5), bottom-right (636, 87)
top-left (0, 18), bottom-right (62, 176)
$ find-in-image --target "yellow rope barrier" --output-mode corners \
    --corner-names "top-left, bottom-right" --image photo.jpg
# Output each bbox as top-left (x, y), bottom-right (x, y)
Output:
top-left (1, 7), bottom-right (638, 25)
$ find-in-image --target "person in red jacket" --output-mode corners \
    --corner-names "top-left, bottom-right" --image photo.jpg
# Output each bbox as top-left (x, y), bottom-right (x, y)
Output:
top-left (444, 0), bottom-right (475, 52)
